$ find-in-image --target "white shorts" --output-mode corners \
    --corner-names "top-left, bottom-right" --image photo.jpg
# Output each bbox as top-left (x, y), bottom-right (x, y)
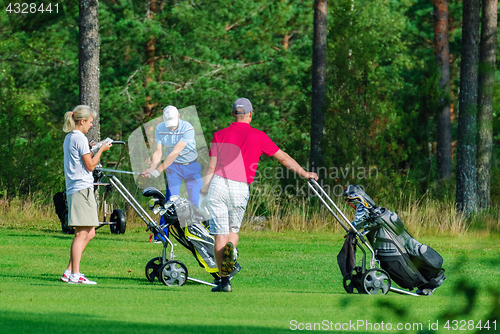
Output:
top-left (208, 175), bottom-right (249, 235)
top-left (67, 188), bottom-right (99, 227)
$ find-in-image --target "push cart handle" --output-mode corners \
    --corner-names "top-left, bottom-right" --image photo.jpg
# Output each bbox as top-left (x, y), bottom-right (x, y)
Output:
top-left (307, 178), bottom-right (378, 264)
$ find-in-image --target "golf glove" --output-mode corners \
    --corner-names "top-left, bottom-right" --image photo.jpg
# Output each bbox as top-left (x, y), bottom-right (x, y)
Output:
top-left (199, 195), bottom-right (209, 215)
top-left (149, 169), bottom-right (161, 178)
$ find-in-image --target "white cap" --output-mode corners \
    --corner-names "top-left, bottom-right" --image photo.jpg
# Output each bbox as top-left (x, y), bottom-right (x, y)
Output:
top-left (163, 105), bottom-right (179, 128)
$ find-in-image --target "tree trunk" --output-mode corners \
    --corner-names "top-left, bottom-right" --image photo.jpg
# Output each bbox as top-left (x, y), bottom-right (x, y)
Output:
top-left (144, 0), bottom-right (158, 119)
top-left (310, 0), bottom-right (327, 175)
top-left (79, 0), bottom-right (100, 143)
top-left (456, 0), bottom-right (480, 214)
top-left (433, 0), bottom-right (452, 180)
top-left (477, 0), bottom-right (497, 208)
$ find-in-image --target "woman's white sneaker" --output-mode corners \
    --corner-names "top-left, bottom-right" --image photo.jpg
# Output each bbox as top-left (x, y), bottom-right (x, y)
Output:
top-left (69, 273), bottom-right (97, 285)
top-left (60, 270), bottom-right (71, 282)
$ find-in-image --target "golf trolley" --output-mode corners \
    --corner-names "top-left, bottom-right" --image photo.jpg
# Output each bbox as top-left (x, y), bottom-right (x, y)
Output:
top-left (53, 141), bottom-right (128, 235)
top-left (105, 177), bottom-right (219, 287)
top-left (307, 179), bottom-right (445, 296)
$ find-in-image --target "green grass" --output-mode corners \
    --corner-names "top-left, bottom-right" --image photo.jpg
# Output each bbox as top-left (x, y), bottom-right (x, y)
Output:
top-left (0, 227), bottom-right (499, 334)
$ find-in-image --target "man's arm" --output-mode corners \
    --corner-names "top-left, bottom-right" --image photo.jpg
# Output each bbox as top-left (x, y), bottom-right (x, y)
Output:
top-left (200, 156), bottom-right (217, 195)
top-left (82, 142), bottom-right (112, 172)
top-left (156, 140), bottom-right (188, 173)
top-left (272, 149), bottom-right (318, 180)
top-left (141, 143), bottom-right (164, 176)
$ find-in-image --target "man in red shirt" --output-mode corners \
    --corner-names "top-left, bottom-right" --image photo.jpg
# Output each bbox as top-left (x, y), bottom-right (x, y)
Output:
top-left (200, 97), bottom-right (318, 292)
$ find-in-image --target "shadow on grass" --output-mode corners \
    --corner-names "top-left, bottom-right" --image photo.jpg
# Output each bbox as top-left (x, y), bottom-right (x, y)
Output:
top-left (287, 290), bottom-right (345, 295)
top-left (356, 256), bottom-right (500, 334)
top-left (4, 231), bottom-right (152, 244)
top-left (0, 311), bottom-right (388, 334)
top-left (0, 311), bottom-right (299, 334)
top-left (5, 233), bottom-right (73, 240)
top-left (0, 273), bottom-right (154, 286)
top-left (0, 272), bottom-right (216, 290)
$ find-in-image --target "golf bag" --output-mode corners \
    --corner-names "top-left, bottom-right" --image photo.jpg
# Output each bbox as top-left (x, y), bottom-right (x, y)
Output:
top-left (344, 185), bottom-right (446, 292)
top-left (167, 197), bottom-right (219, 275)
top-left (145, 189), bottom-right (219, 277)
top-left (53, 191), bottom-right (73, 234)
top-left (53, 191), bottom-right (66, 224)
top-left (368, 208), bottom-right (446, 290)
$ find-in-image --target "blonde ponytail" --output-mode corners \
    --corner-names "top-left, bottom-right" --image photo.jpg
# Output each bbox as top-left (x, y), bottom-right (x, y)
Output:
top-left (63, 105), bottom-right (97, 132)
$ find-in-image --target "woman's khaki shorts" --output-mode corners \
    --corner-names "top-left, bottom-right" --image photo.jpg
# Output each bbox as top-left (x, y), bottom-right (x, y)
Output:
top-left (67, 188), bottom-right (99, 227)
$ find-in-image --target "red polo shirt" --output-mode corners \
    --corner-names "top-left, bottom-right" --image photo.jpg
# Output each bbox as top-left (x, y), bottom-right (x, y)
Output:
top-left (209, 122), bottom-right (280, 184)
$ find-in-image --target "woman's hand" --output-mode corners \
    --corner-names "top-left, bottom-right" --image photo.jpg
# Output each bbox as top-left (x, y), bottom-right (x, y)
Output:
top-left (100, 142), bottom-right (112, 152)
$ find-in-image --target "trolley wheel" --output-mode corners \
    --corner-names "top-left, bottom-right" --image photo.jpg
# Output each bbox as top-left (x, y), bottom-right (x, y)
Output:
top-left (362, 268), bottom-right (391, 295)
top-left (110, 209), bottom-right (126, 234)
top-left (145, 257), bottom-right (163, 283)
top-left (343, 266), bottom-right (364, 294)
top-left (159, 261), bottom-right (188, 286)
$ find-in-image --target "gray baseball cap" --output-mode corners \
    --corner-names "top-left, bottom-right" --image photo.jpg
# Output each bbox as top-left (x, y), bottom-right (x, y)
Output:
top-left (232, 98), bottom-right (253, 114)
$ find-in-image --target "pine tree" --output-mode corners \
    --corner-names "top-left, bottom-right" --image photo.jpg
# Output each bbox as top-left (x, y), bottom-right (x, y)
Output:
top-left (433, 0), bottom-right (452, 180)
top-left (456, 0), bottom-right (481, 214)
top-left (79, 0), bottom-right (100, 142)
top-left (477, 0), bottom-right (498, 208)
top-left (310, 0), bottom-right (327, 175)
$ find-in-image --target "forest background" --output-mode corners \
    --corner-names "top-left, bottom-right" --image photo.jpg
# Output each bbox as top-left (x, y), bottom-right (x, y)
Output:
top-left (0, 0), bottom-right (499, 221)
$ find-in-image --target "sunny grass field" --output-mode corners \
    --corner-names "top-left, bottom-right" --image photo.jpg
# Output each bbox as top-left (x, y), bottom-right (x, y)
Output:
top-left (0, 191), bottom-right (499, 334)
top-left (0, 217), bottom-right (499, 334)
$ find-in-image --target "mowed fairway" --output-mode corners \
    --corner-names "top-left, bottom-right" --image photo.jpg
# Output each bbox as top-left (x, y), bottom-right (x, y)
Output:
top-left (0, 227), bottom-right (499, 334)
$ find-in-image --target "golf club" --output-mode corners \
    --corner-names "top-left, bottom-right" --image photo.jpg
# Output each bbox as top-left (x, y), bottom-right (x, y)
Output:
top-left (95, 167), bottom-right (141, 175)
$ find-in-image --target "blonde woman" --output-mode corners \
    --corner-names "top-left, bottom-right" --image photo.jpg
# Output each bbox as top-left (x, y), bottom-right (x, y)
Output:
top-left (60, 105), bottom-right (111, 285)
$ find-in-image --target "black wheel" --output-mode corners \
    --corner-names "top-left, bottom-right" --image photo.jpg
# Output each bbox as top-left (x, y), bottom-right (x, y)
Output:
top-left (145, 257), bottom-right (163, 283)
top-left (343, 266), bottom-right (364, 294)
top-left (159, 261), bottom-right (188, 286)
top-left (362, 268), bottom-right (391, 295)
top-left (110, 209), bottom-right (126, 234)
